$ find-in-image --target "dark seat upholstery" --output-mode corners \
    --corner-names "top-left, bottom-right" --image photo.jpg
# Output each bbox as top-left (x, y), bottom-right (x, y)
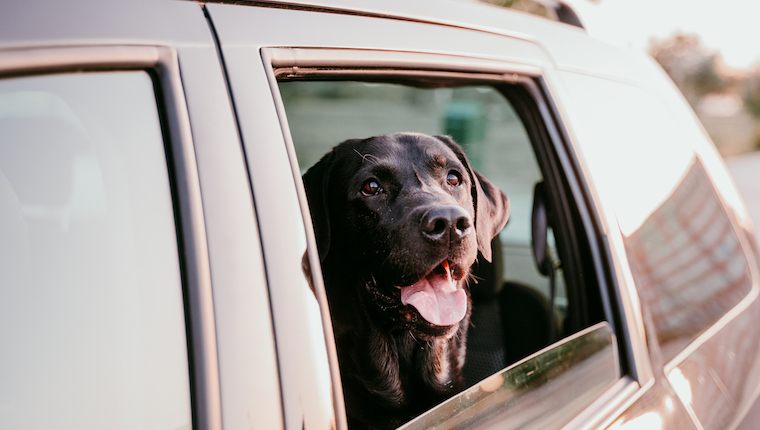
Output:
top-left (463, 239), bottom-right (506, 387)
top-left (499, 281), bottom-right (554, 365)
top-left (463, 237), bottom-right (554, 386)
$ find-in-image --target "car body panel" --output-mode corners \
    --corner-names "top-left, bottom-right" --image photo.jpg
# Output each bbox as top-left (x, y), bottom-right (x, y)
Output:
top-left (206, 0), bottom-right (650, 83)
top-left (2, 0), bottom-right (209, 48)
top-left (552, 61), bottom-right (760, 430)
top-left (206, 6), bottom-right (344, 429)
top-left (604, 376), bottom-right (698, 430)
top-left (175, 43), bottom-right (285, 430)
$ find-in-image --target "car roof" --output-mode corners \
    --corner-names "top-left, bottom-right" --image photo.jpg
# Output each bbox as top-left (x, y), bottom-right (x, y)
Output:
top-left (1, 0), bottom-right (657, 87)
top-left (200, 0), bottom-right (656, 84)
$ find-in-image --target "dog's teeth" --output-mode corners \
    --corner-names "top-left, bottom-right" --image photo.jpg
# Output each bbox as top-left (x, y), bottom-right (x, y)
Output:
top-left (443, 260), bottom-right (453, 283)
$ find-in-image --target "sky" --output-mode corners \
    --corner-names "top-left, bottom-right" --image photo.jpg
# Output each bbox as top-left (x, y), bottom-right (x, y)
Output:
top-left (565, 0), bottom-right (760, 70)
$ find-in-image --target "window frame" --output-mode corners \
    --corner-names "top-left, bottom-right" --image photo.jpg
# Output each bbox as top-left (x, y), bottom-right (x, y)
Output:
top-left (0, 45), bottom-right (221, 430)
top-left (501, 81), bottom-right (598, 337)
top-left (263, 46), bottom-right (629, 428)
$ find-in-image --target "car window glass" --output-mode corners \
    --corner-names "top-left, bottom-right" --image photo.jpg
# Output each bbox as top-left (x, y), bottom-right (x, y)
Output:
top-left (0, 72), bottom-right (191, 430)
top-left (400, 322), bottom-right (618, 430)
top-left (623, 159), bottom-right (752, 362)
top-left (279, 78), bottom-right (611, 427)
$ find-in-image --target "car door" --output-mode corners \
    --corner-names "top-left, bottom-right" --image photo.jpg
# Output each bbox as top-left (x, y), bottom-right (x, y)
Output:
top-left (0, 2), bottom-right (281, 429)
top-left (206, 3), bottom-right (665, 429)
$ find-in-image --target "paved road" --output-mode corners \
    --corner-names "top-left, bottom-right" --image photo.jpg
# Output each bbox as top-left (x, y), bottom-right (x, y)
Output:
top-left (725, 151), bottom-right (760, 241)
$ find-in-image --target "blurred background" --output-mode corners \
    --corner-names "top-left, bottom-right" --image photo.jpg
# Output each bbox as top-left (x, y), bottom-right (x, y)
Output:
top-left (479, 0), bottom-right (760, 158)
top-left (477, 0), bottom-right (760, 233)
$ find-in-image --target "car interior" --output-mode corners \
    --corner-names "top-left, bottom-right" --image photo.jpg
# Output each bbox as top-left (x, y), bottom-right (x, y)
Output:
top-left (278, 77), bottom-right (608, 389)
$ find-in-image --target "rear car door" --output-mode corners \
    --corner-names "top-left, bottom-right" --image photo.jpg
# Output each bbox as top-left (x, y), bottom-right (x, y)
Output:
top-left (206, 3), bottom-right (658, 429)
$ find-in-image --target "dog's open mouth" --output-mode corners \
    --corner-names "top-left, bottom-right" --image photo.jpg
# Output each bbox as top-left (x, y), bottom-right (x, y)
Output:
top-left (399, 260), bottom-right (467, 327)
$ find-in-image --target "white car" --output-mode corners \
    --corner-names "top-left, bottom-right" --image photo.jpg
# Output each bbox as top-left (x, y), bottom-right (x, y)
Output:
top-left (1, 0), bottom-right (758, 429)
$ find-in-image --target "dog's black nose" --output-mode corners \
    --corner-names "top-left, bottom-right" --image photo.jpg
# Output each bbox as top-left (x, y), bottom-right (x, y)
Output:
top-left (421, 206), bottom-right (473, 243)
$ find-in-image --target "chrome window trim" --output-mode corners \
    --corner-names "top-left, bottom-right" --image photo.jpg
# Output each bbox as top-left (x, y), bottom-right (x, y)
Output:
top-left (268, 47), bottom-right (542, 78)
top-left (0, 45), bottom-right (221, 430)
top-left (263, 46), bottom-right (633, 429)
top-left (0, 45), bottom-right (161, 78)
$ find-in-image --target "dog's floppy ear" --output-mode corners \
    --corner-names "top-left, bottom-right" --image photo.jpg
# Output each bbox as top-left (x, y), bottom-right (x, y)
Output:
top-left (471, 169), bottom-right (511, 261)
top-left (302, 150), bottom-right (336, 262)
top-left (435, 135), bottom-right (510, 262)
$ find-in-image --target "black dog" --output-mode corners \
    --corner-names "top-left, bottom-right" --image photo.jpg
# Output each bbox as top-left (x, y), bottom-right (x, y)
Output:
top-left (302, 133), bottom-right (510, 429)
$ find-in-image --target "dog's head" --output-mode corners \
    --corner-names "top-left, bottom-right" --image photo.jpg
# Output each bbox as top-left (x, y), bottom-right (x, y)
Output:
top-left (303, 133), bottom-right (510, 338)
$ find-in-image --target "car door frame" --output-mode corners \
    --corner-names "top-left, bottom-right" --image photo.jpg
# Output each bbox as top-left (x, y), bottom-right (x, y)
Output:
top-left (206, 3), bottom-right (661, 427)
top-left (263, 44), bottom-right (633, 430)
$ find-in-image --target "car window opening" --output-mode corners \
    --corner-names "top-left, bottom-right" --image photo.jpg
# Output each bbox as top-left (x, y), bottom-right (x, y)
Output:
top-left (277, 76), bottom-right (613, 428)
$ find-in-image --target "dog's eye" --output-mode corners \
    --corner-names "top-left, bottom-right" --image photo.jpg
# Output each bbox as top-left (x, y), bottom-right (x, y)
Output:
top-left (361, 179), bottom-right (381, 196)
top-left (447, 171), bottom-right (462, 186)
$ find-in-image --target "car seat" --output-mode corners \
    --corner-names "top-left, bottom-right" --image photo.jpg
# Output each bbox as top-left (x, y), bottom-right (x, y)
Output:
top-left (464, 237), bottom-right (556, 386)
top-left (463, 237), bottom-right (507, 386)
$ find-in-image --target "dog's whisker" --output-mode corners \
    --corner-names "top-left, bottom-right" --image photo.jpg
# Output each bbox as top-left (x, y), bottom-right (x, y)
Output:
top-left (469, 273), bottom-right (484, 284)
top-left (353, 148), bottom-right (378, 164)
top-left (409, 330), bottom-right (420, 344)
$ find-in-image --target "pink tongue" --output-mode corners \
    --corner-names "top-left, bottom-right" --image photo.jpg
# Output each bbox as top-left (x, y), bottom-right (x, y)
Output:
top-left (400, 271), bottom-right (467, 326)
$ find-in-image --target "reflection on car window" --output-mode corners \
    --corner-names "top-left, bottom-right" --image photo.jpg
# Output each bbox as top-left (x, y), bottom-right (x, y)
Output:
top-left (0, 72), bottom-right (191, 429)
top-left (624, 159), bottom-right (752, 362)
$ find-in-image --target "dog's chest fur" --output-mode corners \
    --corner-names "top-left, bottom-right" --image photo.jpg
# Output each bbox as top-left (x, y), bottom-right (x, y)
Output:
top-left (327, 268), bottom-right (469, 429)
